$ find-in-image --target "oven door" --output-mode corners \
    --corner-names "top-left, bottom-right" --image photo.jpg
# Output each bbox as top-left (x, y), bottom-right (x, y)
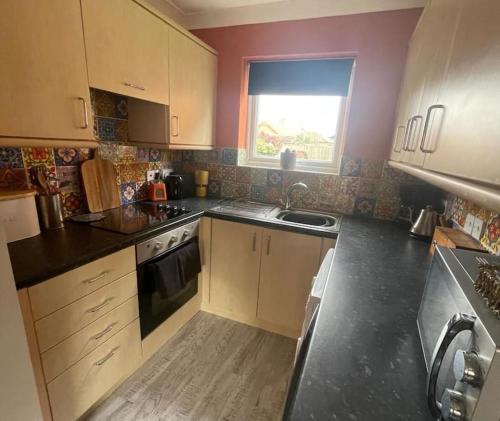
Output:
top-left (137, 240), bottom-right (199, 339)
top-left (417, 247), bottom-right (477, 418)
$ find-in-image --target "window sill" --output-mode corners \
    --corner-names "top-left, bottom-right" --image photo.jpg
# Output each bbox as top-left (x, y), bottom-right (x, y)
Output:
top-left (238, 161), bottom-right (340, 175)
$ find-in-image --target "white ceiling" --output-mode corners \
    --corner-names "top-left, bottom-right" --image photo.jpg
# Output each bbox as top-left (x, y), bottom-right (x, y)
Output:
top-left (149, 0), bottom-right (426, 29)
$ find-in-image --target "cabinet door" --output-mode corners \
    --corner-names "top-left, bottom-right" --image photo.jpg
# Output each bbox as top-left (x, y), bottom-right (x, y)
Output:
top-left (169, 28), bottom-right (217, 148)
top-left (0, 0), bottom-right (93, 140)
top-left (82, 0), bottom-right (169, 104)
top-left (210, 220), bottom-right (261, 319)
top-left (422, 0), bottom-right (500, 186)
top-left (257, 229), bottom-right (322, 334)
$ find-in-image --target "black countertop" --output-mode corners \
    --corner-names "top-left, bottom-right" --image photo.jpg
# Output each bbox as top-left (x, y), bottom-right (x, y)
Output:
top-left (285, 217), bottom-right (434, 421)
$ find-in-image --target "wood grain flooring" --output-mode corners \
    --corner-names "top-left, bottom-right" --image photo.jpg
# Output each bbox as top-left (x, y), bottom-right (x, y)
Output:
top-left (84, 312), bottom-right (296, 421)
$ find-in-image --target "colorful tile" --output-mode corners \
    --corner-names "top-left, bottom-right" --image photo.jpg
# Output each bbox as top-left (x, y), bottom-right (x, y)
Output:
top-left (333, 194), bottom-right (356, 214)
top-left (135, 147), bottom-right (150, 163)
top-left (318, 194), bottom-right (336, 212)
top-left (250, 168), bottom-right (267, 186)
top-left (222, 148), bottom-right (238, 166)
top-left (120, 183), bottom-right (136, 204)
top-left (376, 180), bottom-right (400, 201)
top-left (208, 149), bottom-right (220, 163)
top-left (264, 187), bottom-right (282, 204)
top-left (267, 169), bottom-right (283, 188)
top-left (136, 181), bottom-right (148, 201)
top-left (354, 197), bottom-right (376, 217)
top-left (118, 145), bottom-right (136, 164)
top-left (237, 148), bottom-right (248, 165)
top-left (149, 148), bottom-right (161, 162)
top-left (283, 171), bottom-right (320, 191)
top-left (115, 119), bottom-right (128, 142)
top-left (358, 178), bottom-right (379, 199)
top-left (0, 168), bottom-right (28, 189)
top-left (79, 148), bottom-right (92, 161)
top-left (235, 183), bottom-right (250, 199)
top-left (250, 185), bottom-right (265, 202)
top-left (339, 177), bottom-right (360, 196)
top-left (22, 147), bottom-right (55, 167)
top-left (60, 191), bottom-right (85, 217)
top-left (481, 215), bottom-right (500, 255)
top-left (374, 198), bottom-right (401, 220)
top-left (208, 163), bottom-right (222, 181)
top-left (221, 165), bottom-right (236, 182)
top-left (340, 156), bottom-right (362, 177)
top-left (98, 142), bottom-right (119, 163)
top-left (0, 147), bottom-right (23, 168)
top-left (381, 162), bottom-right (406, 182)
top-left (194, 150), bottom-right (209, 163)
top-left (182, 151), bottom-right (194, 161)
top-left (93, 89), bottom-right (117, 118)
top-left (170, 150), bottom-right (183, 162)
top-left (117, 163), bottom-right (135, 184)
top-left (208, 180), bottom-right (221, 198)
top-left (96, 117), bottom-right (116, 141)
top-left (54, 148), bottom-right (79, 166)
top-left (114, 95), bottom-right (128, 118)
top-left (301, 191), bottom-right (319, 210)
top-left (56, 166), bottom-right (80, 193)
top-left (221, 181), bottom-right (237, 198)
top-left (318, 174), bottom-right (340, 195)
top-left (235, 166), bottom-right (251, 184)
top-left (361, 159), bottom-right (384, 179)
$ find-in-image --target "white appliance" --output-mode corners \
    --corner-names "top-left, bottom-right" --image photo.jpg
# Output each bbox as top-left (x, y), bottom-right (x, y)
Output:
top-left (295, 248), bottom-right (334, 362)
top-left (0, 190), bottom-right (40, 242)
top-left (417, 246), bottom-right (500, 421)
top-left (0, 224), bottom-right (43, 420)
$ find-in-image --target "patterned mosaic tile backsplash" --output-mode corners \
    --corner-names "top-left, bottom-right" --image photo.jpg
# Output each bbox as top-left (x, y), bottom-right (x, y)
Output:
top-left (445, 194), bottom-right (499, 255)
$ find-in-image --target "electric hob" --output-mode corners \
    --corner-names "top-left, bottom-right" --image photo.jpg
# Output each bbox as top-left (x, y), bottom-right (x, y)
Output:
top-left (89, 201), bottom-right (190, 234)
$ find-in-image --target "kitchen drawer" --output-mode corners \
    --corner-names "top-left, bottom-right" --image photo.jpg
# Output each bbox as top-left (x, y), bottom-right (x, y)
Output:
top-left (41, 296), bottom-right (139, 382)
top-left (35, 271), bottom-right (137, 353)
top-left (47, 319), bottom-right (141, 421)
top-left (28, 246), bottom-right (135, 321)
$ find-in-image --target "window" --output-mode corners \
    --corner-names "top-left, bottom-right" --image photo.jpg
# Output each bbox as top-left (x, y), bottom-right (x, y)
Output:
top-left (245, 58), bottom-right (354, 173)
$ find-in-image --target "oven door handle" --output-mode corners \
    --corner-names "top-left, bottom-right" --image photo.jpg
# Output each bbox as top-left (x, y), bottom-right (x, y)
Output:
top-left (427, 312), bottom-right (476, 417)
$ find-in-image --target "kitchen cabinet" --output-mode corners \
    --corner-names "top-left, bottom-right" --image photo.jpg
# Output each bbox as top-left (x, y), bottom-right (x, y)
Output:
top-left (169, 27), bottom-right (217, 149)
top-left (258, 229), bottom-right (322, 334)
top-left (0, 0), bottom-right (94, 143)
top-left (208, 219), bottom-right (333, 337)
top-left (421, 0), bottom-right (500, 185)
top-left (390, 0), bottom-right (500, 186)
top-left (81, 0), bottom-right (170, 105)
top-left (210, 219), bottom-right (262, 320)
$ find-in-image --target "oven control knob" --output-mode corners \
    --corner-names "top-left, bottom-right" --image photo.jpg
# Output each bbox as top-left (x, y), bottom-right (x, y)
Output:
top-left (154, 241), bottom-right (164, 250)
top-left (441, 389), bottom-right (466, 421)
top-left (182, 230), bottom-right (190, 239)
top-left (169, 236), bottom-right (178, 245)
top-left (453, 350), bottom-right (482, 386)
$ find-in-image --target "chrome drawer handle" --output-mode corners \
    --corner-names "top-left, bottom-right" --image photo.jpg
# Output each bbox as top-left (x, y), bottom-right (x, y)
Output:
top-left (91, 323), bottom-right (116, 341)
top-left (94, 346), bottom-right (119, 366)
top-left (82, 272), bottom-right (108, 285)
top-left (78, 97), bottom-right (89, 129)
top-left (86, 298), bottom-right (112, 314)
top-left (420, 104), bottom-right (445, 153)
top-left (123, 81), bottom-right (145, 91)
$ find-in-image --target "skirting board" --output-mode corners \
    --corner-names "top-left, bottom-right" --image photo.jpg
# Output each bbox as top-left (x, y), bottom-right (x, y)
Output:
top-left (389, 161), bottom-right (500, 212)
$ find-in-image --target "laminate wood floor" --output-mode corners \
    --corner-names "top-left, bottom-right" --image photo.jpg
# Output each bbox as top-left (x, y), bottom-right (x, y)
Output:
top-left (84, 312), bottom-right (296, 421)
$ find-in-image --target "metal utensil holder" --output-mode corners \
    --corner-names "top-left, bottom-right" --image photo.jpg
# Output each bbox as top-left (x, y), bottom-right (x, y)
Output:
top-left (36, 194), bottom-right (64, 230)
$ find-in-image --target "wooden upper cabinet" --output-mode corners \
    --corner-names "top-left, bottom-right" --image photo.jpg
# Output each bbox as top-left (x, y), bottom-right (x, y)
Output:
top-left (0, 0), bottom-right (93, 141)
top-left (422, 0), bottom-right (500, 186)
top-left (257, 229), bottom-right (321, 335)
top-left (169, 28), bottom-right (217, 149)
top-left (81, 0), bottom-right (169, 105)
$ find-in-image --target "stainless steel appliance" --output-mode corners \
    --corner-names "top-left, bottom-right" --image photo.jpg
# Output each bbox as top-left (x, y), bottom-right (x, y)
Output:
top-left (410, 205), bottom-right (440, 239)
top-left (417, 247), bottom-right (500, 421)
top-left (136, 219), bottom-right (200, 339)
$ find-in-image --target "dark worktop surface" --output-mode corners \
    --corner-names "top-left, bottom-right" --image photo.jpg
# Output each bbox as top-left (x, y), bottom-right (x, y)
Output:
top-left (284, 217), bottom-right (434, 421)
top-left (9, 197), bottom-right (339, 289)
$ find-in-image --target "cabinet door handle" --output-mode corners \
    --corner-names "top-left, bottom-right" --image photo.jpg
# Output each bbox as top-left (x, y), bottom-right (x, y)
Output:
top-left (82, 271), bottom-right (107, 285)
top-left (94, 346), bottom-right (119, 366)
top-left (123, 81), bottom-right (145, 91)
top-left (402, 117), bottom-right (414, 151)
top-left (171, 115), bottom-right (179, 137)
top-left (91, 323), bottom-right (116, 341)
top-left (392, 125), bottom-right (406, 153)
top-left (86, 298), bottom-right (112, 314)
top-left (420, 104), bottom-right (445, 153)
top-left (78, 97), bottom-right (89, 129)
top-left (252, 232), bottom-right (257, 252)
top-left (407, 115), bottom-right (422, 152)
top-left (266, 236), bottom-right (271, 256)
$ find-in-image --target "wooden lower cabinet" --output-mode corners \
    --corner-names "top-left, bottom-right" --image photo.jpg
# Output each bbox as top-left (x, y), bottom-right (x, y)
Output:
top-left (210, 219), bottom-right (262, 319)
top-left (47, 319), bottom-right (141, 421)
top-left (207, 219), bottom-right (332, 338)
top-left (258, 229), bottom-right (322, 335)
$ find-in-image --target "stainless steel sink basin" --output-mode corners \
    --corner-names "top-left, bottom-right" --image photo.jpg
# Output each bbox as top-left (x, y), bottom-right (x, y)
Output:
top-left (272, 209), bottom-right (338, 228)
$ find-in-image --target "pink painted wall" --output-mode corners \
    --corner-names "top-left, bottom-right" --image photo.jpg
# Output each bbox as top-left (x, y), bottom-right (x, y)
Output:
top-left (192, 8), bottom-right (422, 160)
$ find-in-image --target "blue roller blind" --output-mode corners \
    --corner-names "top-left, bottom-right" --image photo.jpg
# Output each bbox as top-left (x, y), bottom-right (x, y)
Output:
top-left (248, 58), bottom-right (354, 96)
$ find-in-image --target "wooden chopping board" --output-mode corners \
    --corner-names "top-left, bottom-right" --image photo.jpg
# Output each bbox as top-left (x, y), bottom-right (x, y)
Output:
top-left (81, 154), bottom-right (120, 212)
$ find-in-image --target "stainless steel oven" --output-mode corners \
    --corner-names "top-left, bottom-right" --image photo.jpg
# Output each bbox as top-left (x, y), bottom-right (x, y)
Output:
top-left (417, 246), bottom-right (500, 421)
top-left (136, 219), bottom-right (200, 339)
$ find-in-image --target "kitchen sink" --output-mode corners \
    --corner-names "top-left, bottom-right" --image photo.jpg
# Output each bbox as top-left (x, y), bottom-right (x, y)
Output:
top-left (270, 209), bottom-right (340, 230)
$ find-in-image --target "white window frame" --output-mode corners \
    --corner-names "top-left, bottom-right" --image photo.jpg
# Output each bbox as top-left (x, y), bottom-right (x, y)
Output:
top-left (245, 94), bottom-right (347, 174)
